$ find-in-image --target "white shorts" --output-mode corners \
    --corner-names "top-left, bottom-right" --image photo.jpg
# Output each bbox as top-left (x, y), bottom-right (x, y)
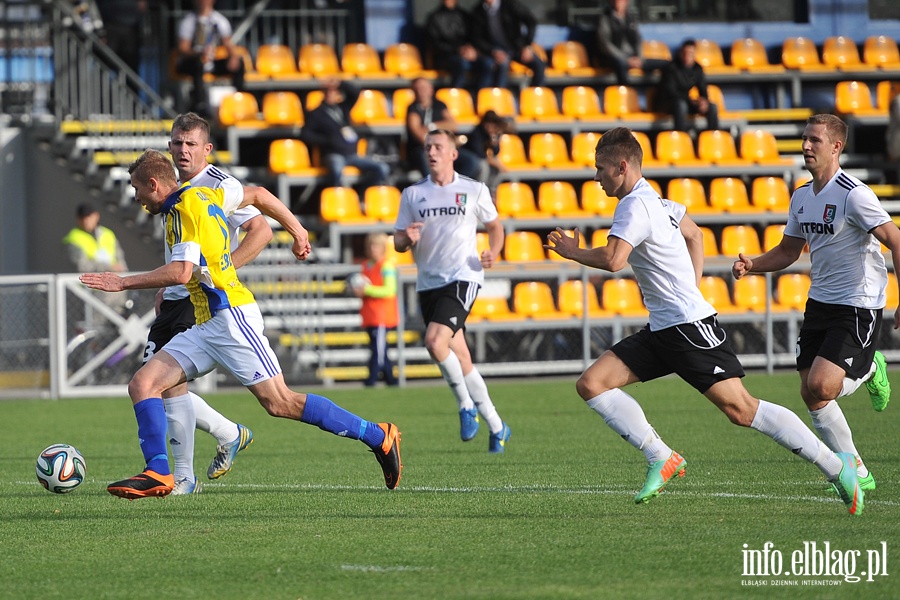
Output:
top-left (162, 302), bottom-right (281, 386)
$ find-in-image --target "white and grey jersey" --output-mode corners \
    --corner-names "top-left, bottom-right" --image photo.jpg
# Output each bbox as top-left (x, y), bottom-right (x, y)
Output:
top-left (395, 173), bottom-right (499, 292)
top-left (162, 164), bottom-right (259, 301)
top-left (784, 169), bottom-right (890, 309)
top-left (609, 178), bottom-right (716, 331)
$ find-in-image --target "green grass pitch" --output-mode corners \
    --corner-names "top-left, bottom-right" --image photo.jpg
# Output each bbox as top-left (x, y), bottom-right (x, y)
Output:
top-left (2, 371), bottom-right (898, 599)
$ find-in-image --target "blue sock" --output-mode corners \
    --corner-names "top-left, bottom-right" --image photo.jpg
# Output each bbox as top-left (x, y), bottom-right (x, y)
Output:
top-left (133, 398), bottom-right (170, 475)
top-left (301, 393), bottom-right (385, 449)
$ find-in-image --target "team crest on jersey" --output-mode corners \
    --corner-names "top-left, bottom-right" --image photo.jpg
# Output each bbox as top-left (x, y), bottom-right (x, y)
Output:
top-left (455, 193), bottom-right (467, 207)
top-left (823, 204), bottom-right (836, 223)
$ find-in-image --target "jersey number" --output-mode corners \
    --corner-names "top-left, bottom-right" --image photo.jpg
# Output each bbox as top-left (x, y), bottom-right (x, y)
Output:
top-left (208, 204), bottom-right (233, 271)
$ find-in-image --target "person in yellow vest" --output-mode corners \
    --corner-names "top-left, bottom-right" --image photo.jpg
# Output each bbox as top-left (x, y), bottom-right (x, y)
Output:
top-left (353, 233), bottom-right (400, 386)
top-left (63, 203), bottom-right (129, 312)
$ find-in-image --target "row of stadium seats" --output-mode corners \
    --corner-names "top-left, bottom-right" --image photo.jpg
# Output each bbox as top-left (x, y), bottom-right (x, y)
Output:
top-left (215, 35), bottom-right (900, 84)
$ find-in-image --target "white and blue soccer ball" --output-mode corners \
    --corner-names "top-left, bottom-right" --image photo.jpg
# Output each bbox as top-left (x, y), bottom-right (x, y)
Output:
top-left (346, 272), bottom-right (371, 295)
top-left (36, 444), bottom-right (86, 494)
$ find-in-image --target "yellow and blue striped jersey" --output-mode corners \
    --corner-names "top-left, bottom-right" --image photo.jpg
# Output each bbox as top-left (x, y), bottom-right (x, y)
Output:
top-left (162, 183), bottom-right (255, 324)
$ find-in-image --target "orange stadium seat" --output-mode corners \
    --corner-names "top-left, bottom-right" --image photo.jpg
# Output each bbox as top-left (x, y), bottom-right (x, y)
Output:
top-left (730, 38), bottom-right (785, 73)
top-left (519, 86), bottom-right (569, 123)
top-left (551, 41), bottom-right (598, 77)
top-left (477, 86), bottom-right (517, 117)
top-left (630, 130), bottom-right (662, 168)
top-left (385, 235), bottom-right (414, 266)
top-left (320, 187), bottom-right (372, 224)
top-left (435, 87), bottom-right (478, 125)
top-left (886, 273), bottom-right (900, 310)
top-left (751, 177), bottom-right (791, 211)
top-left (740, 130), bottom-right (793, 166)
top-left (694, 39), bottom-right (738, 75)
top-left (864, 36), bottom-right (900, 69)
top-left (218, 91), bottom-right (263, 128)
top-left (782, 36), bottom-right (833, 71)
top-left (709, 177), bottom-right (755, 212)
top-left (877, 81), bottom-right (900, 112)
top-left (733, 275), bottom-right (770, 312)
top-left (538, 181), bottom-right (589, 218)
top-left (392, 88), bottom-right (416, 123)
top-left (495, 182), bottom-right (542, 219)
top-left (349, 89), bottom-right (399, 126)
top-left (656, 130), bottom-right (709, 166)
top-left (297, 43), bottom-right (341, 77)
top-left (513, 282), bottom-right (568, 320)
top-left (642, 39), bottom-right (672, 62)
top-left (822, 36), bottom-right (876, 72)
top-left (364, 185), bottom-right (401, 222)
top-left (776, 273), bottom-right (811, 311)
top-left (558, 280), bottom-right (609, 318)
top-left (562, 86), bottom-right (608, 121)
top-left (262, 91), bottom-right (304, 127)
top-left (497, 134), bottom-right (538, 171)
top-left (668, 178), bottom-right (712, 213)
top-left (305, 89), bottom-right (324, 111)
top-left (699, 276), bottom-right (741, 313)
top-left (255, 44), bottom-right (301, 79)
top-left (268, 139), bottom-right (324, 177)
top-left (341, 43), bottom-right (393, 78)
top-left (721, 225), bottom-right (762, 255)
top-left (835, 81), bottom-right (882, 116)
top-left (511, 43), bottom-right (557, 77)
top-left (529, 133), bottom-right (581, 170)
top-left (581, 181), bottom-right (617, 217)
top-left (591, 228), bottom-right (610, 248)
top-left (697, 130), bottom-right (746, 166)
top-left (504, 231), bottom-right (546, 262)
top-left (383, 43), bottom-right (438, 78)
top-left (699, 226), bottom-right (719, 256)
top-left (571, 131), bottom-right (603, 167)
top-left (603, 85), bottom-right (655, 121)
top-left (763, 224), bottom-right (787, 251)
top-left (469, 295), bottom-right (519, 322)
top-left (602, 278), bottom-right (646, 317)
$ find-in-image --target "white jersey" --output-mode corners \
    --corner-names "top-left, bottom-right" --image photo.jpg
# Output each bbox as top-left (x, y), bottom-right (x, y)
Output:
top-left (162, 164), bottom-right (259, 301)
top-left (609, 178), bottom-right (716, 331)
top-left (783, 169), bottom-right (890, 309)
top-left (394, 173), bottom-right (498, 291)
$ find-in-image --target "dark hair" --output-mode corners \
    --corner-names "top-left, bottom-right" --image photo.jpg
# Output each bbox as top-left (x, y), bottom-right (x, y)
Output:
top-left (680, 38), bottom-right (696, 51)
top-left (75, 203), bottom-right (98, 218)
top-left (595, 127), bottom-right (643, 166)
top-left (171, 112), bottom-right (211, 142)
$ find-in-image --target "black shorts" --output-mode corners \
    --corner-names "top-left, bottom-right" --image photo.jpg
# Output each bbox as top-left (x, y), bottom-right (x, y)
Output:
top-left (610, 314), bottom-right (745, 394)
top-left (797, 298), bottom-right (881, 380)
top-left (143, 298), bottom-right (196, 363)
top-left (418, 281), bottom-right (480, 335)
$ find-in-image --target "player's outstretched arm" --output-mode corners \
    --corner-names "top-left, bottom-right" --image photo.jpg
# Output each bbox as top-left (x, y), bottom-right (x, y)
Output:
top-left (231, 215), bottom-right (273, 269)
top-left (545, 227), bottom-right (632, 272)
top-left (80, 261), bottom-right (193, 292)
top-left (394, 223), bottom-right (422, 252)
top-left (731, 236), bottom-right (804, 279)
top-left (241, 186), bottom-right (310, 261)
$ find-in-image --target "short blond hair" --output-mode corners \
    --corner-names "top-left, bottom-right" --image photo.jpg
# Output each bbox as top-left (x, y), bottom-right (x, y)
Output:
top-left (807, 114), bottom-right (848, 147)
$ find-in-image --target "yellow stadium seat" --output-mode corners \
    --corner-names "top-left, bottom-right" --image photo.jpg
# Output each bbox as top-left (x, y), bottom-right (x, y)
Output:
top-left (730, 38), bottom-right (785, 73)
top-left (656, 130), bottom-right (709, 166)
top-left (392, 88), bottom-right (416, 123)
top-left (385, 235), bottom-right (414, 266)
top-left (519, 86), bottom-right (568, 123)
top-left (435, 87), bottom-right (478, 125)
top-left (694, 39), bottom-right (738, 75)
top-left (547, 228), bottom-right (587, 262)
top-left (709, 177), bottom-right (755, 213)
top-left (320, 187), bottom-right (372, 224)
top-left (667, 178), bottom-right (711, 213)
top-left (477, 86), bottom-right (517, 117)
top-left (341, 43), bottom-right (394, 78)
top-left (538, 181), bottom-right (589, 218)
top-left (603, 85), bottom-right (655, 121)
top-left (469, 295), bottom-right (519, 322)
top-left (740, 130), bottom-right (794, 166)
top-left (699, 276), bottom-right (741, 313)
top-left (218, 91), bottom-right (262, 127)
top-left (364, 185), bottom-right (401, 222)
top-left (776, 273), bottom-right (811, 311)
top-left (886, 273), bottom-right (899, 310)
top-left (514, 281), bottom-right (568, 320)
top-left (721, 225), bottom-right (762, 255)
top-left (864, 36), bottom-right (900, 69)
top-left (504, 231), bottom-right (546, 262)
top-left (571, 131), bottom-right (603, 167)
top-left (383, 43), bottom-right (438, 78)
top-left (823, 36), bottom-right (876, 72)
top-left (474, 232), bottom-right (502, 263)
top-left (305, 89), bottom-right (324, 111)
top-left (782, 36), bottom-right (833, 71)
top-left (835, 80), bottom-right (882, 116)
top-left (591, 228), bottom-right (610, 248)
top-left (255, 44), bottom-right (301, 79)
top-left (763, 224), bottom-right (787, 252)
top-left (268, 139), bottom-right (324, 177)
top-left (349, 89), bottom-right (399, 126)
top-left (562, 86), bottom-right (608, 121)
top-left (581, 181), bottom-right (617, 217)
top-left (551, 41), bottom-right (598, 76)
top-left (497, 133), bottom-right (538, 171)
top-left (697, 130), bottom-right (746, 166)
top-left (877, 81), bottom-right (900, 112)
top-left (529, 133), bottom-right (581, 170)
top-left (630, 130), bottom-right (662, 168)
top-left (495, 182), bottom-right (542, 219)
top-left (559, 280), bottom-right (609, 318)
top-left (699, 226), bottom-right (719, 256)
top-left (642, 39), bottom-right (672, 62)
top-left (752, 177), bottom-right (791, 211)
top-left (262, 91), bottom-right (304, 127)
top-left (298, 43), bottom-right (340, 77)
top-left (734, 275), bottom-right (771, 312)
top-left (602, 278), bottom-right (646, 317)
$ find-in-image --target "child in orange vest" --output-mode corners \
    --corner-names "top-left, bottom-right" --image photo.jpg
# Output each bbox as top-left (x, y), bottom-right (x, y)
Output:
top-left (354, 233), bottom-right (399, 386)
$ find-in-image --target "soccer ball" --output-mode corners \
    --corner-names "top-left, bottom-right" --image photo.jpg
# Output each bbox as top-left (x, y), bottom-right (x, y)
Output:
top-left (36, 444), bottom-right (86, 494)
top-left (346, 272), bottom-right (370, 295)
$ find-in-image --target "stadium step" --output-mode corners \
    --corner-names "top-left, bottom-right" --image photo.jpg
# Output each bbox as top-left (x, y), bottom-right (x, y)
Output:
top-left (316, 363), bottom-right (440, 382)
top-left (279, 330), bottom-right (420, 348)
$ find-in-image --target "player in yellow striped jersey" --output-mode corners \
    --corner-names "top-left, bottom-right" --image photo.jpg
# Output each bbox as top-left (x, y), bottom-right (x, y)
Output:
top-left (80, 149), bottom-right (402, 499)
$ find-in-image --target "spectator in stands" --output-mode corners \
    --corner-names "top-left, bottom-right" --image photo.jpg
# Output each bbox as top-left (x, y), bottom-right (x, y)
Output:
top-left (174, 0), bottom-right (245, 117)
top-left (63, 202), bottom-right (129, 313)
top-left (460, 109), bottom-right (510, 195)
top-left (596, 0), bottom-right (667, 85)
top-left (469, 0), bottom-right (545, 89)
top-left (652, 39), bottom-right (719, 133)
top-left (352, 233), bottom-right (400, 387)
top-left (95, 0), bottom-right (145, 79)
top-left (425, 0), bottom-right (484, 89)
top-left (404, 77), bottom-right (481, 180)
top-left (394, 129), bottom-right (511, 453)
top-left (302, 78), bottom-right (390, 191)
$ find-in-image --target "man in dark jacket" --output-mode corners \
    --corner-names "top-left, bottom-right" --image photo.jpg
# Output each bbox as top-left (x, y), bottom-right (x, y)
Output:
top-left (301, 79), bottom-right (390, 190)
top-left (469, 0), bottom-right (545, 89)
top-left (425, 0), bottom-right (484, 89)
top-left (653, 39), bottom-right (719, 133)
top-left (597, 0), bottom-right (667, 85)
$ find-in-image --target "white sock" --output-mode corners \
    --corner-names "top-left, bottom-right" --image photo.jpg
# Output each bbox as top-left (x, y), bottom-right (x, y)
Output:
top-left (437, 353), bottom-right (474, 411)
top-left (164, 392), bottom-right (196, 482)
top-left (464, 367), bottom-right (503, 434)
top-left (191, 391), bottom-right (238, 446)
top-left (586, 388), bottom-right (671, 464)
top-left (751, 399), bottom-right (843, 479)
top-left (809, 401), bottom-right (868, 477)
